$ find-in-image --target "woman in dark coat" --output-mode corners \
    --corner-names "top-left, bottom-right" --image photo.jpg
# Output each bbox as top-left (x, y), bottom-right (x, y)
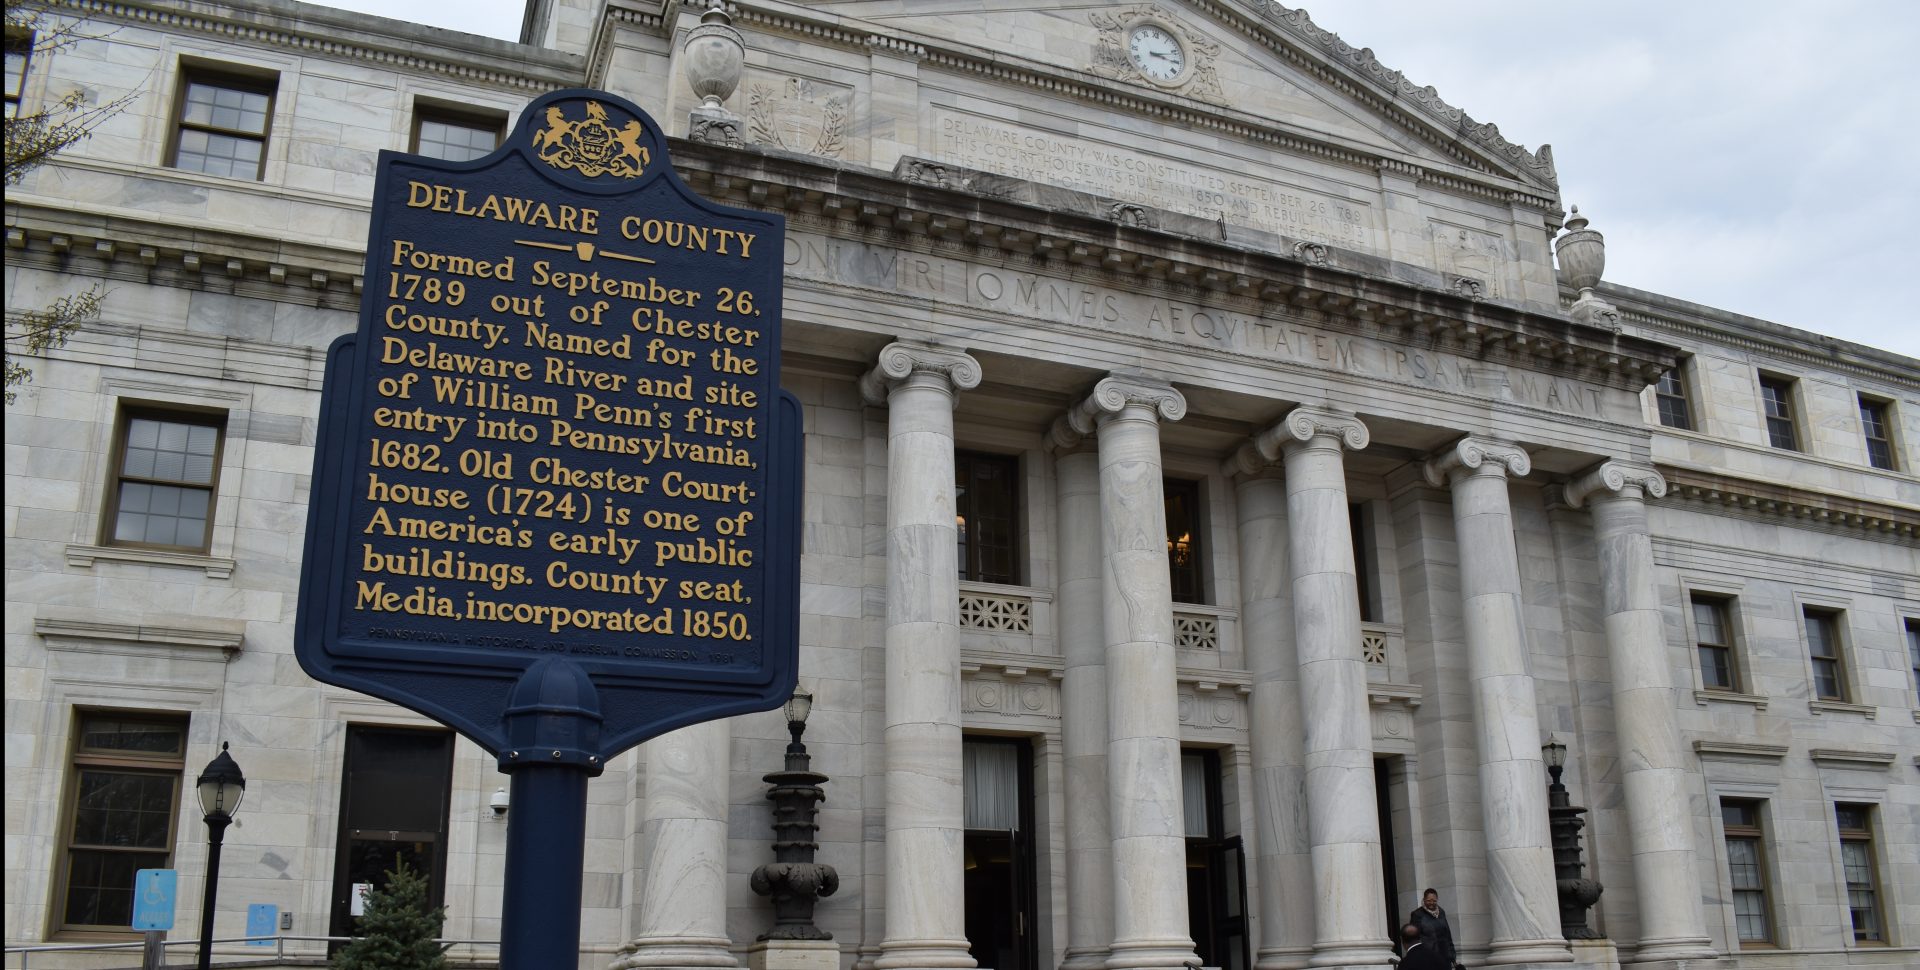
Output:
top-left (1408, 888), bottom-right (1458, 969)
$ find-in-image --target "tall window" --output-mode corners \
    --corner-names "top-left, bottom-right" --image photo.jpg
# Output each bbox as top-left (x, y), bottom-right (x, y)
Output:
top-left (4, 28), bottom-right (29, 117)
top-left (330, 727), bottom-right (453, 943)
top-left (1692, 595), bottom-right (1738, 691)
top-left (170, 68), bottom-right (274, 179)
top-left (1803, 608), bottom-right (1846, 702)
top-left (1758, 375), bottom-right (1798, 450)
top-left (105, 408), bottom-right (225, 551)
top-left (1907, 619), bottom-right (1920, 705)
top-left (412, 109), bottom-right (503, 162)
top-left (1164, 478), bottom-right (1204, 604)
top-left (1350, 503), bottom-right (1378, 622)
top-left (1720, 800), bottom-right (1772, 946)
top-left (58, 713), bottom-right (187, 931)
top-left (1834, 804), bottom-right (1883, 943)
top-left (1655, 368), bottom-right (1693, 430)
top-left (1858, 396), bottom-right (1895, 470)
top-left (955, 451), bottom-right (1019, 584)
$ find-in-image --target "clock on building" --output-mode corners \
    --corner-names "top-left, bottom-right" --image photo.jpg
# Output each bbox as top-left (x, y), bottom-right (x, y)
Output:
top-left (1127, 24), bottom-right (1186, 82)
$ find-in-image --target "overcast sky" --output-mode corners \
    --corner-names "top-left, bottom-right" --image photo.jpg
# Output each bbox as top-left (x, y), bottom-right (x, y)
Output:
top-left (322, 1), bottom-right (1918, 358)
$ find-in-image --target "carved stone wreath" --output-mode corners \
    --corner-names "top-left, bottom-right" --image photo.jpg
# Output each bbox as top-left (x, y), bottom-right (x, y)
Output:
top-left (746, 77), bottom-right (848, 159)
top-left (1089, 5), bottom-right (1226, 104)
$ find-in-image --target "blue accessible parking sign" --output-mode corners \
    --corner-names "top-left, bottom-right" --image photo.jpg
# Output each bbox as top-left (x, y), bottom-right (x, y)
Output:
top-left (132, 869), bottom-right (176, 931)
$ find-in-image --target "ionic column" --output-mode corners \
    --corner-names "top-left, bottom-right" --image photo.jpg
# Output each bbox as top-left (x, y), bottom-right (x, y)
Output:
top-left (1278, 409), bottom-right (1393, 969)
top-left (612, 720), bottom-right (738, 970)
top-left (1065, 375), bottom-right (1200, 970)
top-left (1422, 438), bottom-right (1570, 967)
top-left (1564, 462), bottom-right (1716, 963)
top-left (860, 342), bottom-right (982, 970)
top-left (1051, 429), bottom-right (1116, 970)
top-left (1221, 441), bottom-right (1312, 970)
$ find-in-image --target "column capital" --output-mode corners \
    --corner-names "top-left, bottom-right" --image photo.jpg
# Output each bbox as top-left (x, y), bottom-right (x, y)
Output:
top-left (1422, 434), bottom-right (1530, 487)
top-left (1053, 374), bottom-right (1185, 446)
top-left (1220, 406), bottom-right (1367, 478)
top-left (1563, 459), bottom-right (1667, 510)
top-left (858, 340), bottom-right (981, 405)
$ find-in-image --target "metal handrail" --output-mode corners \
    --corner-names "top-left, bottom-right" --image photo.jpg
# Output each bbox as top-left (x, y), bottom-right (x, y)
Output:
top-left (5, 934), bottom-right (504, 968)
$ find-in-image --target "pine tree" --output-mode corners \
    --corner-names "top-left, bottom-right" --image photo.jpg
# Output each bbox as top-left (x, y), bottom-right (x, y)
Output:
top-left (330, 858), bottom-right (450, 970)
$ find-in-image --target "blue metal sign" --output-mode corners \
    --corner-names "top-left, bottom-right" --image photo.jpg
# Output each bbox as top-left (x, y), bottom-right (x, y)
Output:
top-left (245, 904), bottom-right (277, 946)
top-left (295, 89), bottom-right (799, 760)
top-left (132, 869), bottom-right (176, 931)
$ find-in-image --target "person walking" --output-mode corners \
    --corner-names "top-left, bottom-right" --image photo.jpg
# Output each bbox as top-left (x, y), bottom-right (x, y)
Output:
top-left (1408, 888), bottom-right (1459, 970)
top-left (1397, 924), bottom-right (1448, 970)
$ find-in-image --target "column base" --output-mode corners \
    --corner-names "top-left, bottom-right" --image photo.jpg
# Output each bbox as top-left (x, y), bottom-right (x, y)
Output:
top-left (750, 940), bottom-right (842, 970)
top-left (1253, 945), bottom-right (1314, 970)
top-left (612, 937), bottom-right (742, 970)
top-left (1306, 939), bottom-right (1396, 969)
top-left (1105, 939), bottom-right (1202, 970)
top-left (873, 939), bottom-right (978, 970)
top-left (1620, 937), bottom-right (1717, 964)
top-left (1063, 946), bottom-right (1114, 970)
top-left (1481, 938), bottom-right (1574, 966)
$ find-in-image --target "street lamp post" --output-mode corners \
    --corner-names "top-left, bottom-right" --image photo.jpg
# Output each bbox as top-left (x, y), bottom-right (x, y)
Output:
top-left (195, 743), bottom-right (246, 970)
top-left (749, 687), bottom-right (839, 939)
top-left (1542, 737), bottom-right (1602, 939)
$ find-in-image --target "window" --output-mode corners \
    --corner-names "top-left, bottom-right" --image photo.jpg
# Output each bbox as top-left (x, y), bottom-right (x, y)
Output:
top-left (330, 727), bottom-right (453, 944)
top-left (170, 68), bottom-right (274, 179)
top-left (1164, 477), bottom-right (1203, 604)
top-left (1834, 804), bottom-right (1883, 943)
top-left (1655, 368), bottom-right (1693, 430)
top-left (57, 713), bottom-right (187, 931)
top-left (1692, 595), bottom-right (1738, 691)
top-left (1720, 800), bottom-right (1773, 945)
top-left (412, 108), bottom-right (502, 162)
top-left (4, 28), bottom-right (29, 118)
top-left (955, 450), bottom-right (1019, 584)
top-left (1758, 375), bottom-right (1798, 450)
top-left (1858, 396), bottom-right (1895, 470)
top-left (1803, 608), bottom-right (1846, 702)
top-left (1908, 619), bottom-right (1920, 704)
top-left (1350, 503), bottom-right (1378, 623)
top-left (104, 408), bottom-right (225, 551)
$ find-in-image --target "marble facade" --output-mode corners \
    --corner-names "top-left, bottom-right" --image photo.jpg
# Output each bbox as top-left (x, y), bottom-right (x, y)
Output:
top-left (4, 3), bottom-right (1916, 970)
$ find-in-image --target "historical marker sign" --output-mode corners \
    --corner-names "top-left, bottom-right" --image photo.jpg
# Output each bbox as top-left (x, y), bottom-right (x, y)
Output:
top-left (295, 88), bottom-right (799, 761)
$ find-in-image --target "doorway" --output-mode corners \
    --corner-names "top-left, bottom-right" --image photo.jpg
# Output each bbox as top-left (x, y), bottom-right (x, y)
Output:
top-left (1184, 749), bottom-right (1250, 970)
top-left (329, 726), bottom-right (454, 946)
top-left (963, 737), bottom-right (1036, 970)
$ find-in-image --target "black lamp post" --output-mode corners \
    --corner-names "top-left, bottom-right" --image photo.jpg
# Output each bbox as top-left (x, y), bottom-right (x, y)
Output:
top-left (1543, 736), bottom-right (1602, 939)
top-left (195, 743), bottom-right (246, 970)
top-left (749, 687), bottom-right (839, 940)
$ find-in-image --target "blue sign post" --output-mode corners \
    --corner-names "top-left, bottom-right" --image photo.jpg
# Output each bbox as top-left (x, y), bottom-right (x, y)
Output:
top-left (296, 90), bottom-right (798, 967)
top-left (132, 869), bottom-right (177, 931)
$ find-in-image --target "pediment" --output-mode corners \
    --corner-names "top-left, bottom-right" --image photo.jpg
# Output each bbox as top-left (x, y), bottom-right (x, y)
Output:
top-left (801, 0), bottom-right (1555, 189)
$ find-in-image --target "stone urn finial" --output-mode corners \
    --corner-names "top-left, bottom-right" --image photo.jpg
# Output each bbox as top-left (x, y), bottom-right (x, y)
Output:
top-left (683, 1), bottom-right (745, 145)
top-left (1554, 204), bottom-right (1606, 299)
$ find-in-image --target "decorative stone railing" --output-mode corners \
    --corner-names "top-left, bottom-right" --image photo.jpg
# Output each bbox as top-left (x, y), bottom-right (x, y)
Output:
top-left (1362, 623), bottom-right (1404, 683)
top-left (957, 581), bottom-right (1055, 657)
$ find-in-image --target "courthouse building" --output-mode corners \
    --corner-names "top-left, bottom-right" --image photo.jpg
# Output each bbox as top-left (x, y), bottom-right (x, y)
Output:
top-left (4, 1), bottom-right (1917, 969)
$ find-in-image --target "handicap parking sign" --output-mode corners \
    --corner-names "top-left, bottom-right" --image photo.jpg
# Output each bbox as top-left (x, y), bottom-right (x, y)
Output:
top-left (132, 869), bottom-right (177, 931)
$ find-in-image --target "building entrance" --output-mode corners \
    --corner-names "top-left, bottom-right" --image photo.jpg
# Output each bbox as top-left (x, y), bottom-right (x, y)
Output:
top-left (328, 726), bottom-right (454, 947)
top-left (963, 737), bottom-right (1036, 970)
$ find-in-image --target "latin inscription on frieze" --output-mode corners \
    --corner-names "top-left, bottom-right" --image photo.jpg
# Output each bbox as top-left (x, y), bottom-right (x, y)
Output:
top-left (930, 107), bottom-right (1375, 251)
top-left (782, 231), bottom-right (1625, 422)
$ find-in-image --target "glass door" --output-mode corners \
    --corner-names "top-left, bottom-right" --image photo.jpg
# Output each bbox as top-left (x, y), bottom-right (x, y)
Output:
top-left (329, 726), bottom-right (454, 946)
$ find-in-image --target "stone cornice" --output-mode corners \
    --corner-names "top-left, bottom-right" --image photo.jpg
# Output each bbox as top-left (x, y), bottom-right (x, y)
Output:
top-left (58, 0), bottom-right (585, 92)
top-left (1563, 459), bottom-right (1667, 510)
top-left (1808, 748), bottom-right (1897, 771)
top-left (1422, 435), bottom-right (1530, 486)
top-left (35, 610), bottom-right (245, 656)
top-left (1657, 466), bottom-right (1919, 541)
top-left (1691, 740), bottom-right (1789, 763)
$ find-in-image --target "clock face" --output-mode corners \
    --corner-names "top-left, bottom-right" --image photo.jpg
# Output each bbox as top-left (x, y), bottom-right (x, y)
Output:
top-left (1128, 25), bottom-right (1186, 82)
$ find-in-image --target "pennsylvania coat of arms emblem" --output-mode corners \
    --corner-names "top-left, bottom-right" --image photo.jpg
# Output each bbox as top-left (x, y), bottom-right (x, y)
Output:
top-left (532, 100), bottom-right (650, 179)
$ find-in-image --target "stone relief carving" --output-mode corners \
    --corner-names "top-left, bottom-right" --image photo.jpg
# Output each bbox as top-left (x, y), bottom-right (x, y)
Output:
top-left (1250, 1), bottom-right (1556, 186)
top-left (688, 114), bottom-right (743, 147)
top-left (1450, 276), bottom-right (1485, 299)
top-left (1432, 224), bottom-right (1507, 298)
top-left (962, 668), bottom-right (1058, 718)
top-left (1292, 240), bottom-right (1329, 264)
top-left (1089, 5), bottom-right (1227, 104)
top-left (746, 76), bottom-right (849, 158)
top-left (901, 159), bottom-right (959, 189)
top-left (1110, 202), bottom-right (1155, 228)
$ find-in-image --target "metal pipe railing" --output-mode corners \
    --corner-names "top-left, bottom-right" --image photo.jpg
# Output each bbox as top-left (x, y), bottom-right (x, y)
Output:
top-left (5, 934), bottom-right (504, 969)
